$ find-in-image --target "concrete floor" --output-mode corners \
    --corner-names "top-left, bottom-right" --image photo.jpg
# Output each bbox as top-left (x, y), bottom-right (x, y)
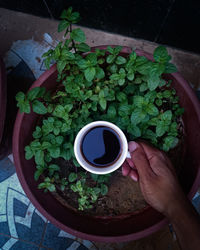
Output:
top-left (0, 7), bottom-right (200, 250)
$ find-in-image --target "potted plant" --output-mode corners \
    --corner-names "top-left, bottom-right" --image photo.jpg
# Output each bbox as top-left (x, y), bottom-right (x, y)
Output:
top-left (13, 7), bottom-right (200, 242)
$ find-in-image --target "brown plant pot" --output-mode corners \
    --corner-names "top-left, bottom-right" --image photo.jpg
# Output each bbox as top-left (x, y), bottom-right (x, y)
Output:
top-left (0, 57), bottom-right (6, 144)
top-left (13, 46), bottom-right (200, 242)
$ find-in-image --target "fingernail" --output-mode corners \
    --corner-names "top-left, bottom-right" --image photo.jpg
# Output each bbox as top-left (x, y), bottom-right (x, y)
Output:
top-left (128, 141), bottom-right (138, 153)
top-left (130, 172), bottom-right (138, 182)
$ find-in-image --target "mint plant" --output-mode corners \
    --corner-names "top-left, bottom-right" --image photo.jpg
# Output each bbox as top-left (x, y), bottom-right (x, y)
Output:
top-left (16, 7), bottom-right (184, 211)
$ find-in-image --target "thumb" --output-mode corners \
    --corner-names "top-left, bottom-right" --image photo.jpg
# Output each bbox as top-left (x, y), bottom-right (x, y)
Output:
top-left (128, 141), bottom-right (155, 180)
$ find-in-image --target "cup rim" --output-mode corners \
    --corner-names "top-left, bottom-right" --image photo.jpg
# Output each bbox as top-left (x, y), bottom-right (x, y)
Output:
top-left (74, 121), bottom-right (128, 174)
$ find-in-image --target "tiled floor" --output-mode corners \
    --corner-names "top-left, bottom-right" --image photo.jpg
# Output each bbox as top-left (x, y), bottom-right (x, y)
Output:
top-left (0, 157), bottom-right (95, 250)
top-left (0, 7), bottom-right (200, 250)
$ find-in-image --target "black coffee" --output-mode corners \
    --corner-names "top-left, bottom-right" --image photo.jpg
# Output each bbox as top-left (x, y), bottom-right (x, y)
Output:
top-left (81, 126), bottom-right (121, 167)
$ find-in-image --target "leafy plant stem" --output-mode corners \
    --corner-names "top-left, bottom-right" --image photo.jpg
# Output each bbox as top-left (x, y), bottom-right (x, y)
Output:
top-left (70, 24), bottom-right (77, 53)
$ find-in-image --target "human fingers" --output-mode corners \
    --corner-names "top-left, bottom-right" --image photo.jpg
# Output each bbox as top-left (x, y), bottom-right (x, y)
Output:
top-left (128, 141), bottom-right (155, 179)
top-left (129, 169), bottom-right (139, 182)
top-left (126, 158), bottom-right (134, 168)
top-left (122, 160), bottom-right (131, 176)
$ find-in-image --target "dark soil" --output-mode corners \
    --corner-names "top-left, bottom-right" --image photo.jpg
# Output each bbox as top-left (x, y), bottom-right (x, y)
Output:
top-left (53, 168), bottom-right (147, 216)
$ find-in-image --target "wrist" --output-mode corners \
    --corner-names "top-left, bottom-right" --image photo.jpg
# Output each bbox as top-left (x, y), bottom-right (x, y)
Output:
top-left (165, 195), bottom-right (195, 222)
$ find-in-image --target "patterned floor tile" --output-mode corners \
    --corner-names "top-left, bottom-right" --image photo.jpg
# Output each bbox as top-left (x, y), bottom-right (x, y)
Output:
top-left (0, 158), bottom-right (95, 249)
top-left (42, 223), bottom-right (95, 250)
top-left (0, 158), bottom-right (15, 182)
top-left (15, 209), bottom-right (46, 244)
top-left (0, 233), bottom-right (11, 249)
top-left (2, 238), bottom-right (40, 250)
top-left (0, 158), bottom-right (47, 248)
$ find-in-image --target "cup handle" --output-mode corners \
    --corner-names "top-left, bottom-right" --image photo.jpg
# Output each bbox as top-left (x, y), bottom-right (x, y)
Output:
top-left (127, 151), bottom-right (131, 159)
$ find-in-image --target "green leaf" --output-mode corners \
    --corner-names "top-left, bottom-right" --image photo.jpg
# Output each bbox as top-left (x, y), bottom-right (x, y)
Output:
top-left (116, 56), bottom-right (126, 65)
top-left (60, 149), bottom-right (71, 160)
top-left (19, 100), bottom-right (31, 114)
top-left (106, 54), bottom-right (115, 64)
top-left (106, 46), bottom-right (114, 54)
top-left (42, 141), bottom-right (51, 150)
top-left (109, 64), bottom-right (117, 73)
top-left (99, 97), bottom-right (107, 110)
top-left (147, 73), bottom-right (160, 91)
top-left (128, 124), bottom-right (141, 137)
top-left (95, 67), bottom-right (105, 79)
top-left (164, 62), bottom-right (177, 73)
top-left (55, 136), bottom-right (64, 145)
top-left (73, 158), bottom-right (80, 167)
top-left (61, 50), bottom-right (75, 60)
top-left (118, 79), bottom-right (125, 86)
top-left (35, 150), bottom-right (44, 166)
top-left (147, 104), bottom-right (159, 116)
top-left (30, 140), bottom-right (41, 151)
top-left (76, 180), bottom-right (83, 192)
top-left (153, 46), bottom-right (170, 63)
top-left (76, 42), bottom-right (90, 52)
top-left (49, 146), bottom-right (60, 158)
top-left (118, 104), bottom-right (131, 116)
top-left (57, 60), bottom-right (67, 74)
top-left (93, 187), bottom-right (101, 194)
top-left (47, 184), bottom-right (56, 192)
top-left (70, 28), bottom-right (86, 42)
top-left (65, 7), bottom-right (73, 18)
top-left (161, 110), bottom-right (172, 121)
top-left (69, 12), bottom-right (80, 23)
top-left (136, 62), bottom-right (152, 75)
top-left (116, 92), bottom-right (126, 102)
top-left (86, 53), bottom-right (97, 65)
top-left (163, 136), bottom-right (178, 151)
top-left (60, 9), bottom-right (68, 19)
top-left (33, 126), bottom-right (42, 139)
top-left (110, 73), bottom-right (120, 81)
top-left (27, 87), bottom-right (41, 101)
top-left (16, 92), bottom-right (25, 102)
top-left (44, 57), bottom-right (51, 69)
top-left (68, 172), bottom-right (78, 182)
top-left (135, 56), bottom-right (148, 66)
top-left (107, 105), bottom-right (116, 118)
top-left (131, 109), bottom-right (146, 125)
top-left (98, 89), bottom-right (104, 98)
top-left (139, 83), bottom-right (148, 92)
top-left (25, 146), bottom-right (33, 160)
top-left (156, 121), bottom-right (169, 137)
top-left (84, 67), bottom-right (96, 81)
top-left (133, 96), bottom-right (144, 108)
top-left (34, 168), bottom-right (43, 181)
top-left (32, 100), bottom-right (47, 114)
top-left (127, 72), bottom-right (135, 81)
top-left (70, 184), bottom-right (77, 192)
top-left (58, 20), bottom-right (70, 32)
top-left (49, 164), bottom-right (60, 172)
top-left (100, 184), bottom-right (108, 195)
top-left (155, 99), bottom-right (162, 106)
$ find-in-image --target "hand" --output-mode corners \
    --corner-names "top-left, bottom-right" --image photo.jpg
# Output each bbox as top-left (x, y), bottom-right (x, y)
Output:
top-left (122, 141), bottom-right (186, 216)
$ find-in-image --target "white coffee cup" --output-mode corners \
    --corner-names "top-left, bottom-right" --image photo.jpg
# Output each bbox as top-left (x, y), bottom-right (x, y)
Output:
top-left (74, 121), bottom-right (131, 174)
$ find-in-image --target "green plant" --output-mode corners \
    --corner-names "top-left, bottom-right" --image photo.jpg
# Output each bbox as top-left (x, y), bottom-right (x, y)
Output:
top-left (16, 7), bottom-right (184, 211)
